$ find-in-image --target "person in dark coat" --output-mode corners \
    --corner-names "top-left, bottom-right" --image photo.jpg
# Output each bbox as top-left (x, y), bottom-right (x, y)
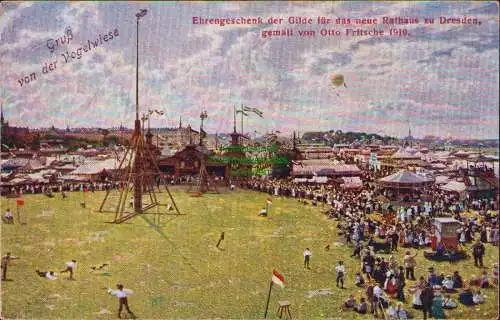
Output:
top-left (1, 252), bottom-right (19, 281)
top-left (472, 241), bottom-right (485, 267)
top-left (452, 271), bottom-right (464, 289)
top-left (480, 228), bottom-right (488, 243)
top-left (396, 266), bottom-right (406, 301)
top-left (391, 232), bottom-right (399, 252)
top-left (351, 242), bottom-right (362, 258)
top-left (420, 284), bottom-right (434, 320)
top-left (458, 287), bottom-right (474, 306)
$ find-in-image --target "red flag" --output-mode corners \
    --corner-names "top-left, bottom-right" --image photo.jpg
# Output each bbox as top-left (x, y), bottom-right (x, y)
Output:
top-left (271, 269), bottom-right (285, 288)
top-left (16, 199), bottom-right (25, 206)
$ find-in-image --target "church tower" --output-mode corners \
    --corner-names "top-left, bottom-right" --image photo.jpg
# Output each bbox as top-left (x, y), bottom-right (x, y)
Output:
top-left (1, 104), bottom-right (7, 127)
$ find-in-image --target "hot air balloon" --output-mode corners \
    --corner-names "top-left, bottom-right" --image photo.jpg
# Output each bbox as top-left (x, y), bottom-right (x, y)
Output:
top-left (330, 74), bottom-right (347, 96)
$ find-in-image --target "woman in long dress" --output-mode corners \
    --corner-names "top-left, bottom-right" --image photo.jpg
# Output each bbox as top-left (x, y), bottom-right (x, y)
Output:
top-left (459, 230), bottom-right (466, 245)
top-left (432, 292), bottom-right (446, 319)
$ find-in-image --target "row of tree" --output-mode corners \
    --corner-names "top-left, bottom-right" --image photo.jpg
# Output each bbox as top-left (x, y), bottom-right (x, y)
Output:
top-left (301, 130), bottom-right (398, 145)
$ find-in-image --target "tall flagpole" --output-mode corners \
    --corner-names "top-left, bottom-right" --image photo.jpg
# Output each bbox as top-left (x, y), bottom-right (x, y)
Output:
top-left (233, 105), bottom-right (236, 133)
top-left (263, 281), bottom-right (273, 318)
top-left (240, 104), bottom-right (244, 135)
top-left (134, 9), bottom-right (147, 213)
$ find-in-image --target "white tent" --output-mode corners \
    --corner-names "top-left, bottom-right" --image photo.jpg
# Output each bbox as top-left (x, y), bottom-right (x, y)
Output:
top-left (434, 175), bottom-right (450, 185)
top-left (440, 181), bottom-right (466, 193)
top-left (340, 176), bottom-right (363, 189)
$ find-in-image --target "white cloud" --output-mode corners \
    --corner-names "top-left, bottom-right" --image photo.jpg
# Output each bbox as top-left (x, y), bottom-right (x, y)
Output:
top-left (0, 2), bottom-right (498, 139)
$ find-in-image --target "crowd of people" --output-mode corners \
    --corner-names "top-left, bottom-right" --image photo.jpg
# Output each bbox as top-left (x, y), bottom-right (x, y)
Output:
top-left (241, 175), bottom-right (498, 319)
top-left (2, 163), bottom-right (498, 318)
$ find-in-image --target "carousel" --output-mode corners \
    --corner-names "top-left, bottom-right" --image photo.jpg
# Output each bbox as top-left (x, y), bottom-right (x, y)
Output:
top-left (376, 170), bottom-right (435, 223)
top-left (378, 169), bottom-right (435, 200)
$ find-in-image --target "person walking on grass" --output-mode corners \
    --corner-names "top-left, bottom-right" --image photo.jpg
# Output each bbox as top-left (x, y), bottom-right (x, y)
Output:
top-left (303, 248), bottom-right (312, 269)
top-left (403, 250), bottom-right (417, 280)
top-left (60, 259), bottom-right (77, 280)
top-left (472, 240), bottom-right (485, 268)
top-left (336, 260), bottom-right (346, 288)
top-left (420, 283), bottom-right (434, 320)
top-left (107, 284), bottom-right (135, 319)
top-left (1, 252), bottom-right (19, 281)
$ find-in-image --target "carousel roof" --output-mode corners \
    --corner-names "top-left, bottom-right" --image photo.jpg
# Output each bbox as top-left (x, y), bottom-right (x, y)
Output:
top-left (378, 169), bottom-right (434, 187)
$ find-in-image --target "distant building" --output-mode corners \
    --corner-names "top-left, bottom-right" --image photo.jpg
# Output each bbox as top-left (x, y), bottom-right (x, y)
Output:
top-left (1, 105), bottom-right (32, 148)
top-left (403, 127), bottom-right (414, 147)
top-left (153, 122), bottom-right (201, 154)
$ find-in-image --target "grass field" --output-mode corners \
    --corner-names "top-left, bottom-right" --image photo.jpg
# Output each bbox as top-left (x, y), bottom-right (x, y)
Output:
top-left (1, 189), bottom-right (498, 319)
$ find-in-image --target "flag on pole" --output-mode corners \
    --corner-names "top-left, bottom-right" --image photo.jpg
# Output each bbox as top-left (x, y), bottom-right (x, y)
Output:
top-left (271, 270), bottom-right (285, 288)
top-left (243, 106), bottom-right (263, 117)
top-left (136, 9), bottom-right (147, 18)
top-left (236, 110), bottom-right (248, 116)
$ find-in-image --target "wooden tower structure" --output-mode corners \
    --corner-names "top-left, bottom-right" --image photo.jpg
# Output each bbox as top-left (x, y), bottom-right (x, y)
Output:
top-left (98, 9), bottom-right (181, 223)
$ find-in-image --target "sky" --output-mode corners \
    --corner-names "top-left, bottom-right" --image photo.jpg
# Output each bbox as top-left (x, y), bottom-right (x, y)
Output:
top-left (0, 1), bottom-right (498, 139)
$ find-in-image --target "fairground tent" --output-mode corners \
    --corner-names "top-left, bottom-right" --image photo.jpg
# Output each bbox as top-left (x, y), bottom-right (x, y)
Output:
top-left (378, 169), bottom-right (435, 188)
top-left (440, 181), bottom-right (467, 193)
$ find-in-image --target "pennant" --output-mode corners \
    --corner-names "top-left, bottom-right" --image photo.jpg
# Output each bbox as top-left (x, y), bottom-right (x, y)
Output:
top-left (236, 110), bottom-right (248, 116)
top-left (271, 270), bottom-right (285, 288)
top-left (136, 9), bottom-right (147, 18)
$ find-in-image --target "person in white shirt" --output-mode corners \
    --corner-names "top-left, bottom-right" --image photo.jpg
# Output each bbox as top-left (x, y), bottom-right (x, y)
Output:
top-left (3, 209), bottom-right (13, 224)
top-left (303, 248), bottom-right (312, 269)
top-left (393, 302), bottom-right (409, 319)
top-left (373, 283), bottom-right (388, 312)
top-left (61, 260), bottom-right (77, 280)
top-left (107, 284), bottom-right (134, 319)
top-left (473, 290), bottom-right (485, 304)
top-left (335, 261), bottom-right (345, 288)
top-left (442, 275), bottom-right (455, 292)
top-left (387, 302), bottom-right (408, 320)
top-left (258, 208), bottom-right (267, 217)
top-left (442, 294), bottom-right (457, 309)
top-left (36, 270), bottom-right (57, 280)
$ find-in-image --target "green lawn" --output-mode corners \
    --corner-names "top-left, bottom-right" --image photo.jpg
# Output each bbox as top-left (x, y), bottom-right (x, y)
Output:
top-left (1, 189), bottom-right (498, 319)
